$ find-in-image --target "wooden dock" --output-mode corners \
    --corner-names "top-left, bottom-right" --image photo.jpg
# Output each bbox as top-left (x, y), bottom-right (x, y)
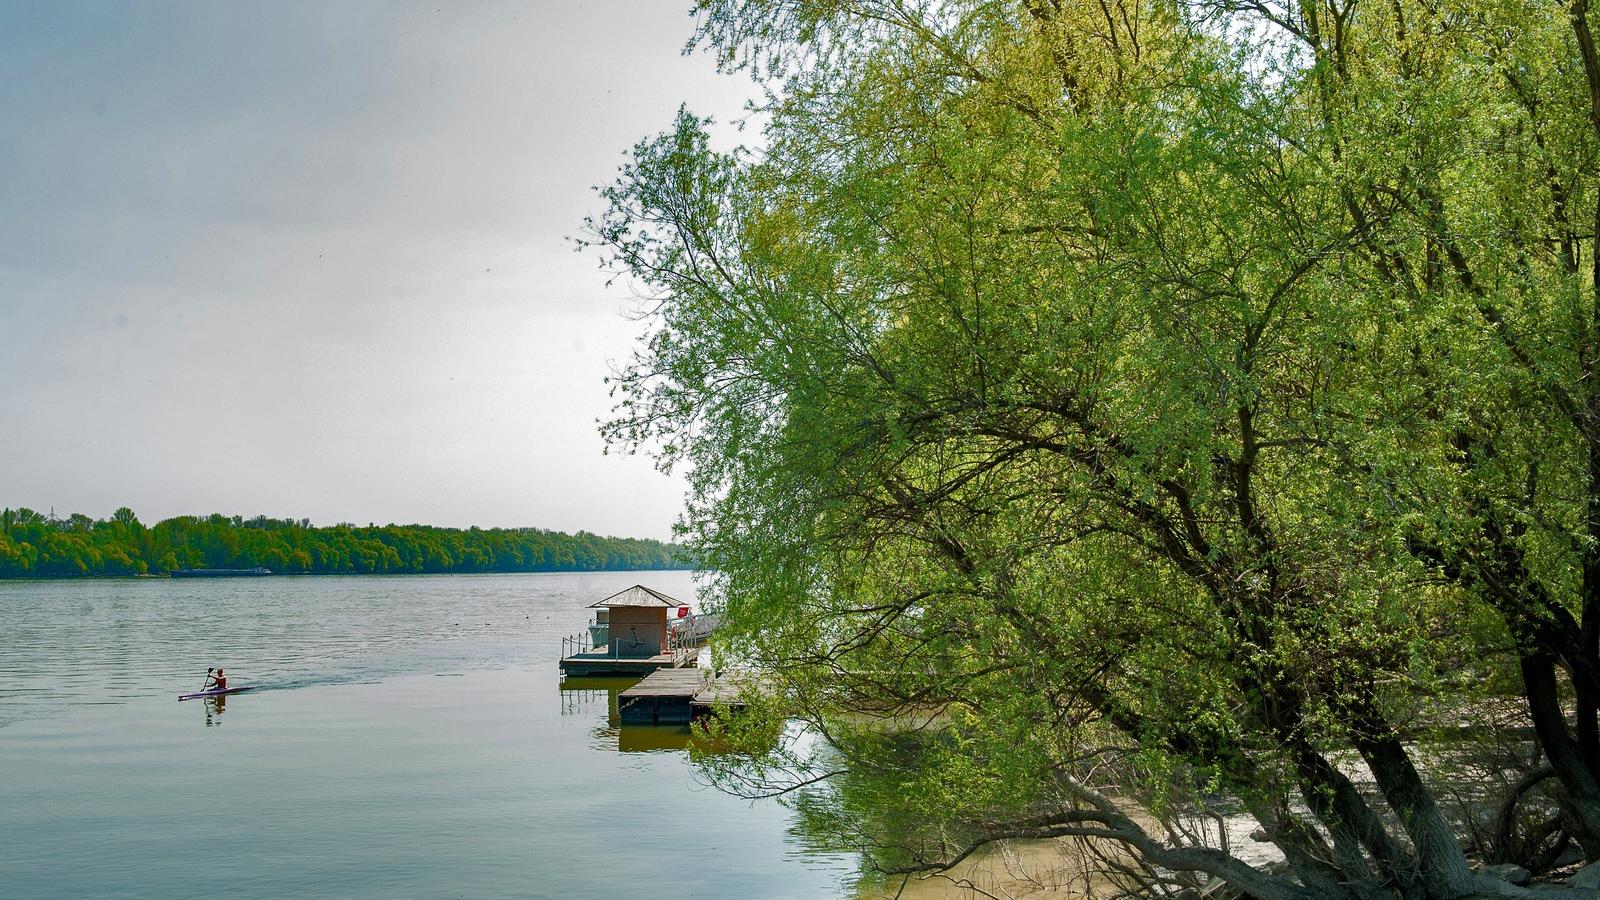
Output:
top-left (618, 669), bottom-right (754, 724)
top-left (558, 584), bottom-right (714, 677)
top-left (690, 673), bottom-right (753, 711)
top-left (558, 647), bottom-right (697, 677)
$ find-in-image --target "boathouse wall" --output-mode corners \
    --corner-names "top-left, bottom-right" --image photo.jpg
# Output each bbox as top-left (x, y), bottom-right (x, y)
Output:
top-left (608, 606), bottom-right (667, 657)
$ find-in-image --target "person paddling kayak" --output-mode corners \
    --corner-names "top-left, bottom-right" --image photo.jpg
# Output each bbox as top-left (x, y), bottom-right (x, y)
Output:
top-left (178, 671), bottom-right (250, 701)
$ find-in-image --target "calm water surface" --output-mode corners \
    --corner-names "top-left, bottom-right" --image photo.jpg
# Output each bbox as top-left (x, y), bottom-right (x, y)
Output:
top-left (0, 572), bottom-right (857, 899)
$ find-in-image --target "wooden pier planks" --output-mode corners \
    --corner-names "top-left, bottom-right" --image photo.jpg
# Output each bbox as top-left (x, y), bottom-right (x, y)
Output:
top-left (618, 669), bottom-right (702, 724)
top-left (620, 668), bottom-right (707, 697)
top-left (617, 669), bottom-right (753, 724)
top-left (690, 673), bottom-right (754, 709)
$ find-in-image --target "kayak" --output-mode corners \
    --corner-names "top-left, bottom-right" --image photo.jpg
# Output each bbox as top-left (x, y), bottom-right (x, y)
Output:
top-left (178, 686), bottom-right (253, 701)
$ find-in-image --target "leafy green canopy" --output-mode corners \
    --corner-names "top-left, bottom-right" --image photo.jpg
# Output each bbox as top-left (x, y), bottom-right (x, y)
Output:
top-left (595, 1), bottom-right (1600, 898)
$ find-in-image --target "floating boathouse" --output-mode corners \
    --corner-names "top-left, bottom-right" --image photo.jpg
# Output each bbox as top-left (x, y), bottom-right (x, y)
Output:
top-left (558, 584), bottom-right (698, 676)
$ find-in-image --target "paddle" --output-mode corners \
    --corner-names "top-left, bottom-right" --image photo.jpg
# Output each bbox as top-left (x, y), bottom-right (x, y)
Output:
top-left (199, 667), bottom-right (213, 692)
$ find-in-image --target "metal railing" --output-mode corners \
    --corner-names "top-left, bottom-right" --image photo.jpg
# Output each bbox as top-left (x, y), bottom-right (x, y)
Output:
top-left (561, 630), bottom-right (610, 660)
top-left (668, 613), bottom-right (718, 644)
top-left (561, 625), bottom-right (696, 666)
top-left (665, 627), bottom-right (697, 667)
top-left (559, 686), bottom-right (607, 716)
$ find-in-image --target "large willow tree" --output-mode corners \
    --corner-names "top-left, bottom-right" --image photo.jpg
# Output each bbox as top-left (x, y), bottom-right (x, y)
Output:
top-left (591, 1), bottom-right (1600, 897)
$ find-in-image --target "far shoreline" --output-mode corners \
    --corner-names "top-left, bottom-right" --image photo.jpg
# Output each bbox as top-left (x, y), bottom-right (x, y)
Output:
top-left (0, 566), bottom-right (697, 583)
top-left (1, 508), bottom-right (692, 580)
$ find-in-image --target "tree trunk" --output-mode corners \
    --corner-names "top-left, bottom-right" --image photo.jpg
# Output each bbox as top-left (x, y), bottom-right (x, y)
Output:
top-left (1294, 745), bottom-right (1423, 898)
top-left (1348, 707), bottom-right (1480, 900)
top-left (1522, 652), bottom-right (1600, 853)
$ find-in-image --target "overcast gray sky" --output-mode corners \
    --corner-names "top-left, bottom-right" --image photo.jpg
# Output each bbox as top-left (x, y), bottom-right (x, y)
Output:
top-left (0, 1), bottom-right (752, 540)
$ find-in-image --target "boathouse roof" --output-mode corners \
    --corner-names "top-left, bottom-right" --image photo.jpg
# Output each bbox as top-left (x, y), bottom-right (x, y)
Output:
top-left (588, 584), bottom-right (686, 608)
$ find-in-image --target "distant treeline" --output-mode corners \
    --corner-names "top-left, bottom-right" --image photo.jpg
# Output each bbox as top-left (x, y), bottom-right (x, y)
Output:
top-left (0, 507), bottom-right (689, 577)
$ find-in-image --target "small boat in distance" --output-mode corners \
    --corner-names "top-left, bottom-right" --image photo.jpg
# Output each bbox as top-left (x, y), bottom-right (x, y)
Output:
top-left (170, 567), bottom-right (272, 578)
top-left (178, 686), bottom-right (254, 701)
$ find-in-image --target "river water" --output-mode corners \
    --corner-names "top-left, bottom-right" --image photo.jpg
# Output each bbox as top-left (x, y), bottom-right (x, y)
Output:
top-left (0, 571), bottom-right (858, 899)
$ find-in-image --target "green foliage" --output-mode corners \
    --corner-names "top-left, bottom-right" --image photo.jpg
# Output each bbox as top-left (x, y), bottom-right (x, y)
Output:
top-left (0, 507), bottom-right (689, 578)
top-left (593, 0), bottom-right (1600, 895)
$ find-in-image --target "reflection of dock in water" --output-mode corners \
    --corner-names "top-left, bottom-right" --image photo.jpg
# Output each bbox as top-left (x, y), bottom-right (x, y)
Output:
top-left (558, 677), bottom-right (619, 718)
top-left (558, 675), bottom-right (700, 752)
top-left (618, 723), bottom-right (696, 753)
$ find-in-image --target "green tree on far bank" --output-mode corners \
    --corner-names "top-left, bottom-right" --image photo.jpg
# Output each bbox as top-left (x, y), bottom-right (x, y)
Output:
top-left (0, 507), bottom-right (688, 578)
